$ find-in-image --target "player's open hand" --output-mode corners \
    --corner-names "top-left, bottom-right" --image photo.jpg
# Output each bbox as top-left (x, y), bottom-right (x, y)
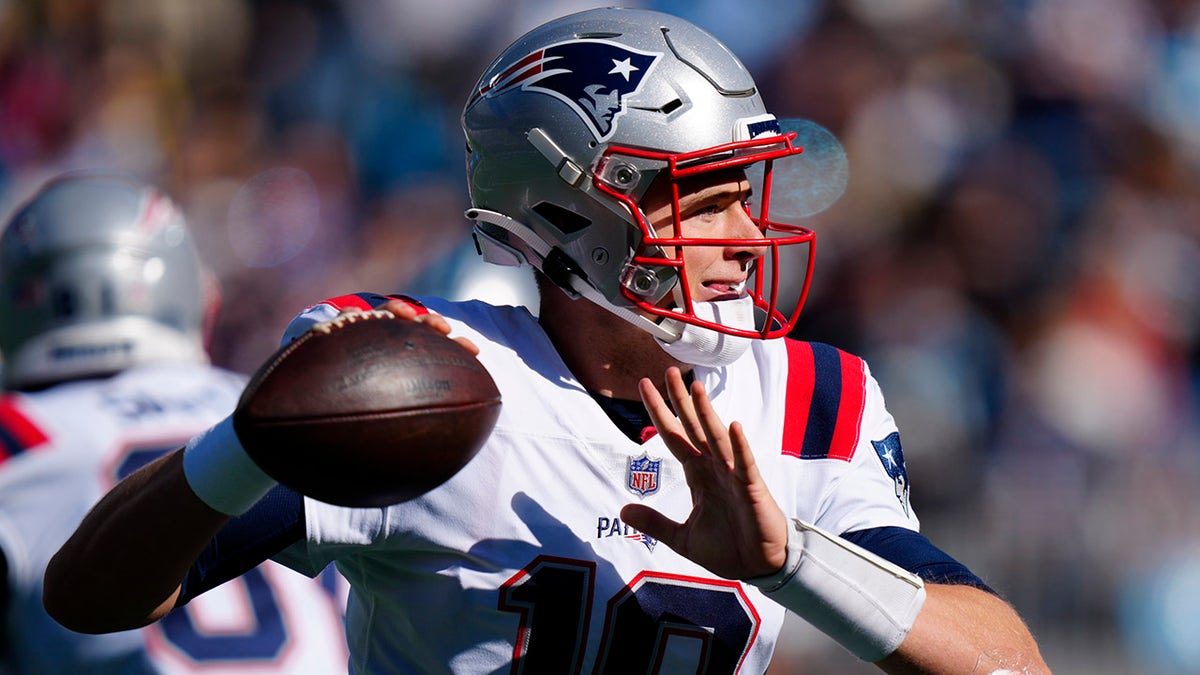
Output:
top-left (620, 367), bottom-right (789, 580)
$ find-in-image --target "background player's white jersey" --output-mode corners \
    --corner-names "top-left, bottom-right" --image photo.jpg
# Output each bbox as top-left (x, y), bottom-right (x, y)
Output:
top-left (276, 298), bottom-right (919, 674)
top-left (0, 363), bottom-right (348, 674)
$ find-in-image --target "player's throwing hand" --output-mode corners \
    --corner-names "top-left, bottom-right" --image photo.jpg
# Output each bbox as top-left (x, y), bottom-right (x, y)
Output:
top-left (374, 297), bottom-right (480, 355)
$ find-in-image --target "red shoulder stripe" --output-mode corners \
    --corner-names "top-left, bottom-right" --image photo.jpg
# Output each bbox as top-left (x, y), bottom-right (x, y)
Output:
top-left (828, 348), bottom-right (866, 462)
top-left (0, 395), bottom-right (48, 465)
top-left (782, 339), bottom-right (815, 459)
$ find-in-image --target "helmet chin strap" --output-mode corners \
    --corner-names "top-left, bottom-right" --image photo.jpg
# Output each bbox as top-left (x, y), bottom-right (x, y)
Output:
top-left (656, 295), bottom-right (755, 368)
top-left (567, 269), bottom-right (754, 368)
top-left (467, 207), bottom-right (754, 368)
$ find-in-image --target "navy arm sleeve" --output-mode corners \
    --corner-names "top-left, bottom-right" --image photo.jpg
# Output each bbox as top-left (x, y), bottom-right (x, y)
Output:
top-left (842, 526), bottom-right (995, 594)
top-left (177, 484), bottom-right (307, 604)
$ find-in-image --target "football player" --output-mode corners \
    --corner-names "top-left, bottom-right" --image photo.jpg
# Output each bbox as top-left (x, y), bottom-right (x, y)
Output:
top-left (43, 9), bottom-right (1048, 673)
top-left (0, 172), bottom-right (348, 673)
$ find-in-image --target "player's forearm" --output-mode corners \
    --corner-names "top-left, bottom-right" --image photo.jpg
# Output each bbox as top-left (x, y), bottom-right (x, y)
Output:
top-left (877, 583), bottom-right (1050, 674)
top-left (747, 519), bottom-right (1047, 673)
top-left (43, 449), bottom-right (229, 634)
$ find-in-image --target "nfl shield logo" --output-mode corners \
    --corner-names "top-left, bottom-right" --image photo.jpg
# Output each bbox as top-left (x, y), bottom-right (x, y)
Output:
top-left (627, 452), bottom-right (661, 496)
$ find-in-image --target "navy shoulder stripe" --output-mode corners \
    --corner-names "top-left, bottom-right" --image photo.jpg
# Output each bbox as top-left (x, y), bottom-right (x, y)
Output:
top-left (782, 340), bottom-right (866, 462)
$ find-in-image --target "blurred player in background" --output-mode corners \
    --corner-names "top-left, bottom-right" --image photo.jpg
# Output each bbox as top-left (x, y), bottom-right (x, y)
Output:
top-left (0, 172), bottom-right (347, 673)
top-left (43, 10), bottom-right (1047, 674)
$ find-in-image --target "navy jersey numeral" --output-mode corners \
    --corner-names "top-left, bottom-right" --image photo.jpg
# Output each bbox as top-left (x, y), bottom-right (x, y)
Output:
top-left (500, 555), bottom-right (759, 674)
top-left (158, 568), bottom-right (286, 661)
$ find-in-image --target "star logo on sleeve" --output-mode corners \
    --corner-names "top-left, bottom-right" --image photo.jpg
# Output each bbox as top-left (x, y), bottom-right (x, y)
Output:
top-left (871, 431), bottom-right (910, 516)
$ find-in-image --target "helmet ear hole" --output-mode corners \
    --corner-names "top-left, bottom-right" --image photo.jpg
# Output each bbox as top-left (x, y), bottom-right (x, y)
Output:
top-left (531, 202), bottom-right (591, 235)
top-left (51, 286), bottom-right (77, 318)
top-left (658, 99), bottom-right (684, 114)
top-left (100, 283), bottom-right (117, 315)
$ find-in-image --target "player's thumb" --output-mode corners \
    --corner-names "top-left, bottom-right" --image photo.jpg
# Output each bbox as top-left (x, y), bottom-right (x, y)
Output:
top-left (620, 503), bottom-right (682, 547)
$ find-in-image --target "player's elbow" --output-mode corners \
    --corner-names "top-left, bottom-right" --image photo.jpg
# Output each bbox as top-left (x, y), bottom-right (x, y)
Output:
top-left (43, 554), bottom-right (87, 633)
top-left (42, 549), bottom-right (155, 634)
top-left (43, 550), bottom-right (103, 633)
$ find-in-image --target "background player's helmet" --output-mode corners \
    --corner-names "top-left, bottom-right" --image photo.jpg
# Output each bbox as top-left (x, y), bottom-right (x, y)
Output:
top-left (0, 172), bottom-right (211, 390)
top-left (462, 7), bottom-right (839, 350)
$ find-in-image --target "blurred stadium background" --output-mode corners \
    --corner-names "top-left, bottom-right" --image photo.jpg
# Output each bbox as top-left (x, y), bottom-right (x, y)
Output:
top-left (2, 1), bottom-right (1199, 672)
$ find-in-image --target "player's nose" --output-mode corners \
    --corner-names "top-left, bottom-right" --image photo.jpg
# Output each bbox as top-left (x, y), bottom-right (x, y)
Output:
top-left (724, 206), bottom-right (768, 260)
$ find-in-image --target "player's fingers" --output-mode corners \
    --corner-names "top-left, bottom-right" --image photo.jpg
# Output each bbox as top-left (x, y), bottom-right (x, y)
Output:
top-left (376, 299), bottom-right (421, 320)
top-left (639, 377), bottom-right (684, 437)
top-left (408, 313), bottom-right (476, 353)
top-left (452, 336), bottom-right (481, 356)
top-left (369, 300), bottom-right (476, 354)
top-left (690, 379), bottom-right (735, 467)
top-left (662, 368), bottom-right (709, 452)
top-left (638, 378), bottom-right (698, 465)
top-left (619, 503), bottom-right (683, 549)
top-left (414, 312), bottom-right (453, 336)
top-left (728, 421), bottom-right (759, 481)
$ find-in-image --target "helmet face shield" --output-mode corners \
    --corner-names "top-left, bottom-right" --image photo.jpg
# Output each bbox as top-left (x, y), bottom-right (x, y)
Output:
top-left (596, 121), bottom-right (842, 339)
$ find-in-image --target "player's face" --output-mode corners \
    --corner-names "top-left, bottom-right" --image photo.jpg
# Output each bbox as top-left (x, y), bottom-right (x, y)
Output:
top-left (640, 169), bottom-right (766, 304)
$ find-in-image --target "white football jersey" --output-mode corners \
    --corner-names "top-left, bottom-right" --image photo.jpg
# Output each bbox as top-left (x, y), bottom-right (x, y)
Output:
top-left (0, 363), bottom-right (348, 674)
top-left (275, 297), bottom-right (919, 674)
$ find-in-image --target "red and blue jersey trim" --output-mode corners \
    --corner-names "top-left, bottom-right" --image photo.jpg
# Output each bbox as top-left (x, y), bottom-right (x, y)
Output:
top-left (0, 394), bottom-right (48, 466)
top-left (318, 293), bottom-right (429, 316)
top-left (781, 340), bottom-right (866, 462)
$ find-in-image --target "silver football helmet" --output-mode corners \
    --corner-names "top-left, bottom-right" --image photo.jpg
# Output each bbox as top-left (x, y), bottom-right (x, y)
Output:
top-left (462, 7), bottom-right (844, 364)
top-left (0, 172), bottom-right (210, 389)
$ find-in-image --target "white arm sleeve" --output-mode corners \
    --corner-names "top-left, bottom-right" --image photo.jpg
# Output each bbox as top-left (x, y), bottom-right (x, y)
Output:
top-left (747, 518), bottom-right (926, 662)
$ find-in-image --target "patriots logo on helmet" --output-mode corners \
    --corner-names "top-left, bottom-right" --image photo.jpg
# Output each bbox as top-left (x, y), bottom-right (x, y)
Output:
top-left (472, 39), bottom-right (661, 142)
top-left (871, 431), bottom-right (911, 516)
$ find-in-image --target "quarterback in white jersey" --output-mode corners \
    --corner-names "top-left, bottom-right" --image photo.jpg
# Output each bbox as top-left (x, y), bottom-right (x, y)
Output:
top-left (267, 294), bottom-right (942, 673)
top-left (42, 9), bottom-right (1048, 674)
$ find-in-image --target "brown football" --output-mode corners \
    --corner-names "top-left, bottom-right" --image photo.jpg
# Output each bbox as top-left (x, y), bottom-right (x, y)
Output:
top-left (232, 311), bottom-right (501, 507)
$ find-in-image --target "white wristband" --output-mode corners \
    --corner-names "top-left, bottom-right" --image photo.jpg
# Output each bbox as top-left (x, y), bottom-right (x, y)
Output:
top-left (182, 416), bottom-right (277, 516)
top-left (746, 519), bottom-right (926, 662)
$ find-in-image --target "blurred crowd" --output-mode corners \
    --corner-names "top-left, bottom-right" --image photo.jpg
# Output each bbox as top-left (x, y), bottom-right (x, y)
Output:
top-left (2, 0), bottom-right (1199, 672)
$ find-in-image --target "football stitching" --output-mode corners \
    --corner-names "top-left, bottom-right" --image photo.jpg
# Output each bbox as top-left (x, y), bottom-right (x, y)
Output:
top-left (240, 310), bottom-right (400, 403)
top-left (309, 309), bottom-right (396, 335)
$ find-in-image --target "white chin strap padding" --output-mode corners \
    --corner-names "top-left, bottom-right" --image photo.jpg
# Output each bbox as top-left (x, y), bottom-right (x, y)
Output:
top-left (657, 296), bottom-right (756, 368)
